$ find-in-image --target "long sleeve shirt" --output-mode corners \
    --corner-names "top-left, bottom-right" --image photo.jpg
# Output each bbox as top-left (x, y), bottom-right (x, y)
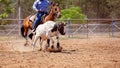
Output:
top-left (32, 0), bottom-right (50, 12)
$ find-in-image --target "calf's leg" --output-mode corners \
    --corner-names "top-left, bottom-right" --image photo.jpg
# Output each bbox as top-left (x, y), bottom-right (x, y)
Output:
top-left (39, 37), bottom-right (43, 51)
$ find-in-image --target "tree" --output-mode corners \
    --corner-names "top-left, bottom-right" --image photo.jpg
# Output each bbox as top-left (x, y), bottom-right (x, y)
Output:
top-left (0, 0), bottom-right (14, 19)
top-left (20, 0), bottom-right (35, 18)
top-left (60, 7), bottom-right (87, 23)
top-left (61, 7), bottom-right (86, 19)
top-left (1, 0), bottom-right (120, 21)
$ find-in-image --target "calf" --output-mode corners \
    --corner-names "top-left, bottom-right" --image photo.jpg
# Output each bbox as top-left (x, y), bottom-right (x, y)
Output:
top-left (32, 21), bottom-right (66, 51)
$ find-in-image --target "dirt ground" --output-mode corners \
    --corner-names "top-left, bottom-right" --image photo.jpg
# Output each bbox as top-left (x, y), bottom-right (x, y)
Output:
top-left (0, 37), bottom-right (120, 68)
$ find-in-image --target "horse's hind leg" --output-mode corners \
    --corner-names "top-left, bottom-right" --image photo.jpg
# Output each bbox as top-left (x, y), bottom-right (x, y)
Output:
top-left (24, 37), bottom-right (28, 46)
top-left (24, 28), bottom-right (29, 46)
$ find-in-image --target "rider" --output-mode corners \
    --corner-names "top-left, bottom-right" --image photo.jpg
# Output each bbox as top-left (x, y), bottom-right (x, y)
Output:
top-left (32, 0), bottom-right (50, 32)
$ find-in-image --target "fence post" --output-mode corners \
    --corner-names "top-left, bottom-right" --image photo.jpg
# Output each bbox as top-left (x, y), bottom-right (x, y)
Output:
top-left (18, 0), bottom-right (21, 36)
top-left (86, 18), bottom-right (88, 38)
top-left (111, 18), bottom-right (115, 37)
top-left (67, 18), bottom-right (70, 38)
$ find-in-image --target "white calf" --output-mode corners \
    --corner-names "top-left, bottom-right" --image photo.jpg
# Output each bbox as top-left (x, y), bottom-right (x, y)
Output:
top-left (32, 21), bottom-right (66, 50)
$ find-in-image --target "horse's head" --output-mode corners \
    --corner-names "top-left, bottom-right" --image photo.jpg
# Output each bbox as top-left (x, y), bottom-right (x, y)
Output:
top-left (58, 22), bottom-right (67, 35)
top-left (51, 3), bottom-right (61, 18)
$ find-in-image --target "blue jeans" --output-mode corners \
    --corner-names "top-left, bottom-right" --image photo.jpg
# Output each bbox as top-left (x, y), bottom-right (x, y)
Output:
top-left (32, 11), bottom-right (44, 30)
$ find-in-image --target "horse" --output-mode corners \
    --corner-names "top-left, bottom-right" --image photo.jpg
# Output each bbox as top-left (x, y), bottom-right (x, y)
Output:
top-left (32, 21), bottom-right (66, 51)
top-left (21, 3), bottom-right (61, 46)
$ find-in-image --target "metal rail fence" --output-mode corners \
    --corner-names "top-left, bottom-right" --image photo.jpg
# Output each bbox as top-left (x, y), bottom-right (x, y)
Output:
top-left (0, 19), bottom-right (120, 38)
top-left (0, 19), bottom-right (21, 36)
top-left (66, 19), bottom-right (120, 38)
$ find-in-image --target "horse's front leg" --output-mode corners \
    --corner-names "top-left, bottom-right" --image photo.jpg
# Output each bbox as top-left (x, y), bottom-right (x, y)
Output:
top-left (24, 28), bottom-right (28, 46)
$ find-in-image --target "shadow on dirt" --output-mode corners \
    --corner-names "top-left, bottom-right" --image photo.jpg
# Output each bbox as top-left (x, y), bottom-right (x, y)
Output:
top-left (58, 49), bottom-right (77, 54)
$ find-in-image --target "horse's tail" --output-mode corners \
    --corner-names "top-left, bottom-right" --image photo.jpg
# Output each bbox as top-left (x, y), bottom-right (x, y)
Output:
top-left (21, 25), bottom-right (25, 38)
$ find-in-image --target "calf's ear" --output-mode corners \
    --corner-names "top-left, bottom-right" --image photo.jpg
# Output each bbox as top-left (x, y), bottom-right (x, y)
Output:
top-left (60, 22), bottom-right (67, 26)
top-left (56, 3), bottom-right (59, 6)
top-left (51, 24), bottom-right (58, 32)
top-left (64, 22), bottom-right (67, 26)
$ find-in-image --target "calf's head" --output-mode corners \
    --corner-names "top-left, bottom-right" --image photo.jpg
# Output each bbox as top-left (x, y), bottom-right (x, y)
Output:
top-left (51, 22), bottom-right (67, 35)
top-left (58, 22), bottom-right (66, 35)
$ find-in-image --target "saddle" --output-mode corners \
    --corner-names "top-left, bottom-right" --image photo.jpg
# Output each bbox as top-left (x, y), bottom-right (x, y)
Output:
top-left (29, 14), bottom-right (36, 23)
top-left (29, 14), bottom-right (46, 24)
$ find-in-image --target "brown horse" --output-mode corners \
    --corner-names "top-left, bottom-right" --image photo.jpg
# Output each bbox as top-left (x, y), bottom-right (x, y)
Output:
top-left (21, 3), bottom-right (61, 45)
